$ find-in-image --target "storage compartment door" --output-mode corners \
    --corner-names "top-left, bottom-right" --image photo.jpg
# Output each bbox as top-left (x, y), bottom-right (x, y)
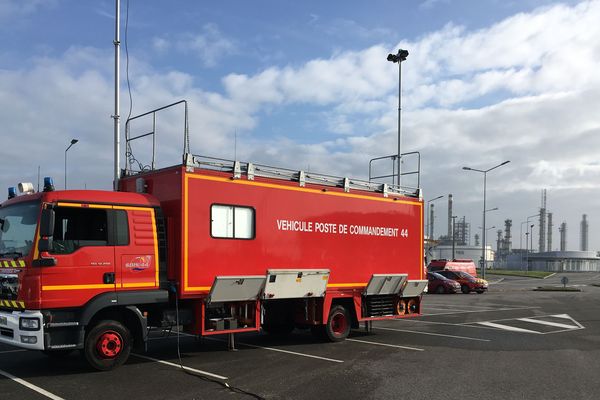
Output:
top-left (263, 269), bottom-right (330, 299)
top-left (207, 276), bottom-right (266, 304)
top-left (363, 274), bottom-right (408, 296)
top-left (400, 280), bottom-right (428, 298)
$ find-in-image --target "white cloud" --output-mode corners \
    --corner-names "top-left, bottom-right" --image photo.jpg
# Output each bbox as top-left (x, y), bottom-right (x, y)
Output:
top-left (0, 0), bottom-right (57, 20)
top-left (2, 1), bottom-right (600, 249)
top-left (153, 23), bottom-right (236, 67)
top-left (419, 0), bottom-right (451, 10)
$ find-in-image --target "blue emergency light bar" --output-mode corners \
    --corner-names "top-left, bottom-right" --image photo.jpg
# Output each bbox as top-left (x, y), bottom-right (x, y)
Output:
top-left (8, 187), bottom-right (17, 199)
top-left (43, 177), bottom-right (55, 192)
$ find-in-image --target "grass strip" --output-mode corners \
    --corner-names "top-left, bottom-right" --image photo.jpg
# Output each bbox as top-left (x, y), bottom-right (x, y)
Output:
top-left (480, 269), bottom-right (554, 279)
top-left (533, 286), bottom-right (582, 292)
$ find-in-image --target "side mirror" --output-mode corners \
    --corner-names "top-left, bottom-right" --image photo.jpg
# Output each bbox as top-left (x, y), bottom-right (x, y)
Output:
top-left (38, 237), bottom-right (53, 252)
top-left (39, 208), bottom-right (55, 237)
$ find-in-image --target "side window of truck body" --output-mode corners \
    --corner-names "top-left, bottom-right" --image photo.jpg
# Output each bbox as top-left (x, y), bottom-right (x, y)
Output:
top-left (210, 204), bottom-right (255, 239)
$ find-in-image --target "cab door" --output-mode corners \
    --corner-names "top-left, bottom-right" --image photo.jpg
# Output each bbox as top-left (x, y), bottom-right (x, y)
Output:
top-left (115, 207), bottom-right (160, 291)
top-left (40, 204), bottom-right (116, 309)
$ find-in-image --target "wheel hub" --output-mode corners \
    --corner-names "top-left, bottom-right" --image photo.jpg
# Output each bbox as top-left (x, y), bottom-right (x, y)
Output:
top-left (331, 312), bottom-right (347, 335)
top-left (96, 331), bottom-right (123, 358)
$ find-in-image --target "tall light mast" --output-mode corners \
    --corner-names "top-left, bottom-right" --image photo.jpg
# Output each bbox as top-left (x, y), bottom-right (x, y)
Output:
top-left (112, 0), bottom-right (121, 190)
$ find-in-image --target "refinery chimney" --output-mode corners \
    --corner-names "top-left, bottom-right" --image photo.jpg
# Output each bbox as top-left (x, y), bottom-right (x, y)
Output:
top-left (504, 219), bottom-right (512, 254)
top-left (580, 214), bottom-right (589, 251)
top-left (559, 222), bottom-right (567, 251)
top-left (547, 213), bottom-right (553, 251)
top-left (538, 189), bottom-right (546, 252)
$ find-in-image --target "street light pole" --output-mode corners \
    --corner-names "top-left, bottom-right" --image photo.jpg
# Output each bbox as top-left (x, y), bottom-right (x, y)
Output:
top-left (463, 160), bottom-right (510, 279)
top-left (526, 224), bottom-right (534, 271)
top-left (64, 139), bottom-right (79, 190)
top-left (525, 232), bottom-right (529, 271)
top-left (386, 49), bottom-right (408, 187)
top-left (426, 195), bottom-right (444, 239)
top-left (520, 213), bottom-right (540, 269)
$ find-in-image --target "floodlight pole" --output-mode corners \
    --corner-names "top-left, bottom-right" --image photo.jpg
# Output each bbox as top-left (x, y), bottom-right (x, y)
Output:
top-left (113, 0), bottom-right (121, 191)
top-left (387, 49), bottom-right (408, 187)
top-left (426, 195), bottom-right (444, 239)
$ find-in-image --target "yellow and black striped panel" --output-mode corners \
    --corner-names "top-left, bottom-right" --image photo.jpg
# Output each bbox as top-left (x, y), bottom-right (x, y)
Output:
top-left (0, 299), bottom-right (26, 309)
top-left (1, 260), bottom-right (26, 268)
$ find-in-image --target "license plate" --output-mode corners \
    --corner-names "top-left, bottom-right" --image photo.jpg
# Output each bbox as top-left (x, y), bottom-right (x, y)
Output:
top-left (0, 316), bottom-right (7, 326)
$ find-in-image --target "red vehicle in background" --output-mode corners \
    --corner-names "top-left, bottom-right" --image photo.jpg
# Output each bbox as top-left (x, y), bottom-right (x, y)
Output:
top-left (426, 272), bottom-right (461, 294)
top-left (435, 270), bottom-right (488, 294)
top-left (428, 259), bottom-right (477, 277)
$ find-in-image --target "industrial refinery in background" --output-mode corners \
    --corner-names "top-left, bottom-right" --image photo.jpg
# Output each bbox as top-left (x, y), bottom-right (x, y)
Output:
top-left (426, 189), bottom-right (600, 272)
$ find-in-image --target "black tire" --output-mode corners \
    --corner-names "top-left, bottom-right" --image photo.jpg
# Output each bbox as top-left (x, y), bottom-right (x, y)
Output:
top-left (324, 305), bottom-right (351, 342)
top-left (436, 285), bottom-right (446, 294)
top-left (84, 320), bottom-right (132, 371)
top-left (42, 349), bottom-right (73, 358)
top-left (461, 285), bottom-right (470, 294)
top-left (476, 290), bottom-right (485, 294)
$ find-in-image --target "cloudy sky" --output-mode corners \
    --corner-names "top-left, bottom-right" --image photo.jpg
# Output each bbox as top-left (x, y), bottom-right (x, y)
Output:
top-left (1, 0), bottom-right (599, 252)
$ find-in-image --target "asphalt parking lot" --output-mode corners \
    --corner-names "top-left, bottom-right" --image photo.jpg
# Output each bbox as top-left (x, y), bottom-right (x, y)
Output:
top-left (2, 272), bottom-right (600, 400)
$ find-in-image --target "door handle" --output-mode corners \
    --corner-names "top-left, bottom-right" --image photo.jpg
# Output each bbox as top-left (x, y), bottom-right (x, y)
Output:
top-left (103, 272), bottom-right (115, 284)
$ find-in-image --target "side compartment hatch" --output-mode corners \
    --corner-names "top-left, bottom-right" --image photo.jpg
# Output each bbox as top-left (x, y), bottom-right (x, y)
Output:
top-left (263, 269), bottom-right (330, 299)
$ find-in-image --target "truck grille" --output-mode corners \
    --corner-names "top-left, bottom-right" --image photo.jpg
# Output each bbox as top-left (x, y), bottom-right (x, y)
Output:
top-left (0, 274), bottom-right (19, 300)
top-left (0, 327), bottom-right (14, 338)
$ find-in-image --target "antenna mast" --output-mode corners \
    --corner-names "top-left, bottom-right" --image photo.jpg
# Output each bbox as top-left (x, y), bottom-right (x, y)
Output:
top-left (113, 0), bottom-right (121, 190)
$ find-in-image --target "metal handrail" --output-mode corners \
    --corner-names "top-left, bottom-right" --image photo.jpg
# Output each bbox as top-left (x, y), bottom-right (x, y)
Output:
top-left (124, 100), bottom-right (189, 173)
top-left (185, 154), bottom-right (420, 198)
top-left (368, 151), bottom-right (421, 189)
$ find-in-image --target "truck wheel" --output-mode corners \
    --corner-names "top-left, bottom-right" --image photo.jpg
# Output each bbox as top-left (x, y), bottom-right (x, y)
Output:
top-left (461, 285), bottom-right (470, 294)
top-left (324, 305), bottom-right (351, 342)
top-left (84, 320), bottom-right (132, 371)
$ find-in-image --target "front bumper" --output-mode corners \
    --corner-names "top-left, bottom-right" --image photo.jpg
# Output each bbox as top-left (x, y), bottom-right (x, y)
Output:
top-left (0, 309), bottom-right (44, 350)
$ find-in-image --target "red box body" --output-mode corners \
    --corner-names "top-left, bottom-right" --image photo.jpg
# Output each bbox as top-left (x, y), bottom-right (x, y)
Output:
top-left (120, 165), bottom-right (424, 298)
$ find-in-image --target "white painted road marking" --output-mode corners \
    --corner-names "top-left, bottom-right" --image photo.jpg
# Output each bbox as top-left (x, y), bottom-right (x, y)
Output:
top-left (347, 338), bottom-right (424, 351)
top-left (0, 368), bottom-right (65, 400)
top-left (204, 337), bottom-right (344, 363)
top-left (421, 306), bottom-right (540, 316)
top-left (517, 318), bottom-right (579, 330)
top-left (373, 326), bottom-right (491, 342)
top-left (477, 321), bottom-right (541, 334)
top-left (469, 314), bottom-right (584, 335)
top-left (553, 313), bottom-right (585, 327)
top-left (132, 353), bottom-right (229, 380)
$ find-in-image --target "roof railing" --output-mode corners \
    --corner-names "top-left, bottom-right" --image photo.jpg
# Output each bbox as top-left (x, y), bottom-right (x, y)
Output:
top-left (185, 154), bottom-right (420, 198)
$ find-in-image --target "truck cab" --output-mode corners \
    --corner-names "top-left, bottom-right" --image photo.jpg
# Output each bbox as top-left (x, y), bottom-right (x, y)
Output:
top-left (0, 181), bottom-right (168, 370)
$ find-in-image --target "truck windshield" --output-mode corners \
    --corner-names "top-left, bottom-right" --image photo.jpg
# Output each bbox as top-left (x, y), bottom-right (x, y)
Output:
top-left (0, 201), bottom-right (40, 258)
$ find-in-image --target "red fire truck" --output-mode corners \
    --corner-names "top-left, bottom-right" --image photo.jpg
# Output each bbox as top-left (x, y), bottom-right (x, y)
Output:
top-left (0, 117), bottom-right (425, 372)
